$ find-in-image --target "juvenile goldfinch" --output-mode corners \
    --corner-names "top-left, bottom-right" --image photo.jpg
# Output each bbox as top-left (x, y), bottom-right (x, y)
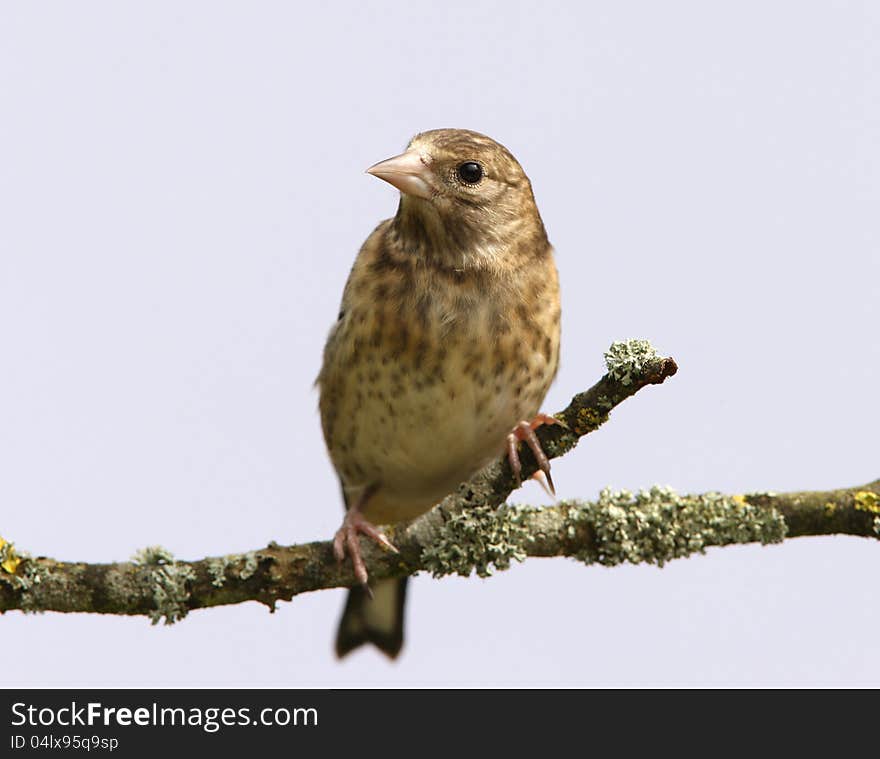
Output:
top-left (318, 129), bottom-right (561, 658)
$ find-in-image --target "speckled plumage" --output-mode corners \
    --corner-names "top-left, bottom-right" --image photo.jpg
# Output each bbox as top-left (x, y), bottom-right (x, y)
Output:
top-left (317, 129), bottom-right (560, 657)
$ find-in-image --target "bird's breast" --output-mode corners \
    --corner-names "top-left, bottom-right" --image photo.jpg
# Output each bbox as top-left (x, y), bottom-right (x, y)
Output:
top-left (321, 264), bottom-right (560, 523)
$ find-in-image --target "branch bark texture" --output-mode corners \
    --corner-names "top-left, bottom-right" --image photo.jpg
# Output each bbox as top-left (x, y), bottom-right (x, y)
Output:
top-left (1, 342), bottom-right (877, 624)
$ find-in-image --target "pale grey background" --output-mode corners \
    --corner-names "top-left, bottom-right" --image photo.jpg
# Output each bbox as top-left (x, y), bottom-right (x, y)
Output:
top-left (1, 1), bottom-right (877, 686)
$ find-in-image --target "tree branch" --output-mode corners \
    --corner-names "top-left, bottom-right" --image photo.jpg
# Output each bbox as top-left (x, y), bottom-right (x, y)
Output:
top-left (1, 341), bottom-right (876, 623)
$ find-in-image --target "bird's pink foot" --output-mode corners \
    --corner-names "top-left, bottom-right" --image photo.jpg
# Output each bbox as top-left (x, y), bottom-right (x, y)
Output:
top-left (333, 508), bottom-right (398, 593)
top-left (507, 413), bottom-right (561, 494)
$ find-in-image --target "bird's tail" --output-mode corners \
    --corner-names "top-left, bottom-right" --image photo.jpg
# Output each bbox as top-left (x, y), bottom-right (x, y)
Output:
top-left (335, 577), bottom-right (408, 659)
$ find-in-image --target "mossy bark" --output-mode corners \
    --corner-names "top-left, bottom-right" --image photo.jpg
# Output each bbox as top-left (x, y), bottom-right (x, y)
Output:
top-left (1, 349), bottom-right (876, 623)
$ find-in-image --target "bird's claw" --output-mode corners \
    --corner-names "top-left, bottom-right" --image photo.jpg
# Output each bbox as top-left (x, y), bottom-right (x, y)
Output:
top-left (333, 510), bottom-right (398, 590)
top-left (507, 413), bottom-right (561, 495)
top-left (530, 470), bottom-right (555, 497)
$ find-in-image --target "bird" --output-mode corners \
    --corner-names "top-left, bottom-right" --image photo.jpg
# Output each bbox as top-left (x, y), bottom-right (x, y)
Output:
top-left (317, 128), bottom-right (561, 659)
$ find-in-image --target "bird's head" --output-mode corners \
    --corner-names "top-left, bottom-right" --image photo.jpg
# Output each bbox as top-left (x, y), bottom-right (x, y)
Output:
top-left (367, 129), bottom-right (546, 270)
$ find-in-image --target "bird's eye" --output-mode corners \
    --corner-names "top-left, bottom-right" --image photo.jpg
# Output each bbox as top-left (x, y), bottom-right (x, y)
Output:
top-left (456, 161), bottom-right (483, 184)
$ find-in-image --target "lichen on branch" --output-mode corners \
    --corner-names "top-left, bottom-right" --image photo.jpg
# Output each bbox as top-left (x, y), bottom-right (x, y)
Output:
top-left (566, 487), bottom-right (787, 566)
top-left (1, 340), bottom-right (877, 623)
top-left (131, 547), bottom-right (196, 625)
top-left (422, 505), bottom-right (532, 578)
top-left (603, 339), bottom-right (658, 385)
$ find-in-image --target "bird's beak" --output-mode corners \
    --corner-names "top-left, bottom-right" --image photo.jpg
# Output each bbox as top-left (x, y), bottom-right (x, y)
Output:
top-left (366, 149), bottom-right (433, 200)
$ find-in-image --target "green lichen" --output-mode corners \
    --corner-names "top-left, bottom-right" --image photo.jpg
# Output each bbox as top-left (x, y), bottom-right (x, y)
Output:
top-left (565, 485), bottom-right (787, 567)
top-left (206, 552), bottom-right (259, 588)
top-left (207, 557), bottom-right (229, 588)
top-left (422, 505), bottom-right (532, 578)
top-left (595, 394), bottom-right (614, 411)
top-left (6, 556), bottom-right (53, 613)
top-left (0, 538), bottom-right (50, 612)
top-left (238, 551), bottom-right (258, 580)
top-left (131, 546), bottom-right (195, 625)
top-left (603, 339), bottom-right (658, 385)
top-left (131, 545), bottom-right (176, 566)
